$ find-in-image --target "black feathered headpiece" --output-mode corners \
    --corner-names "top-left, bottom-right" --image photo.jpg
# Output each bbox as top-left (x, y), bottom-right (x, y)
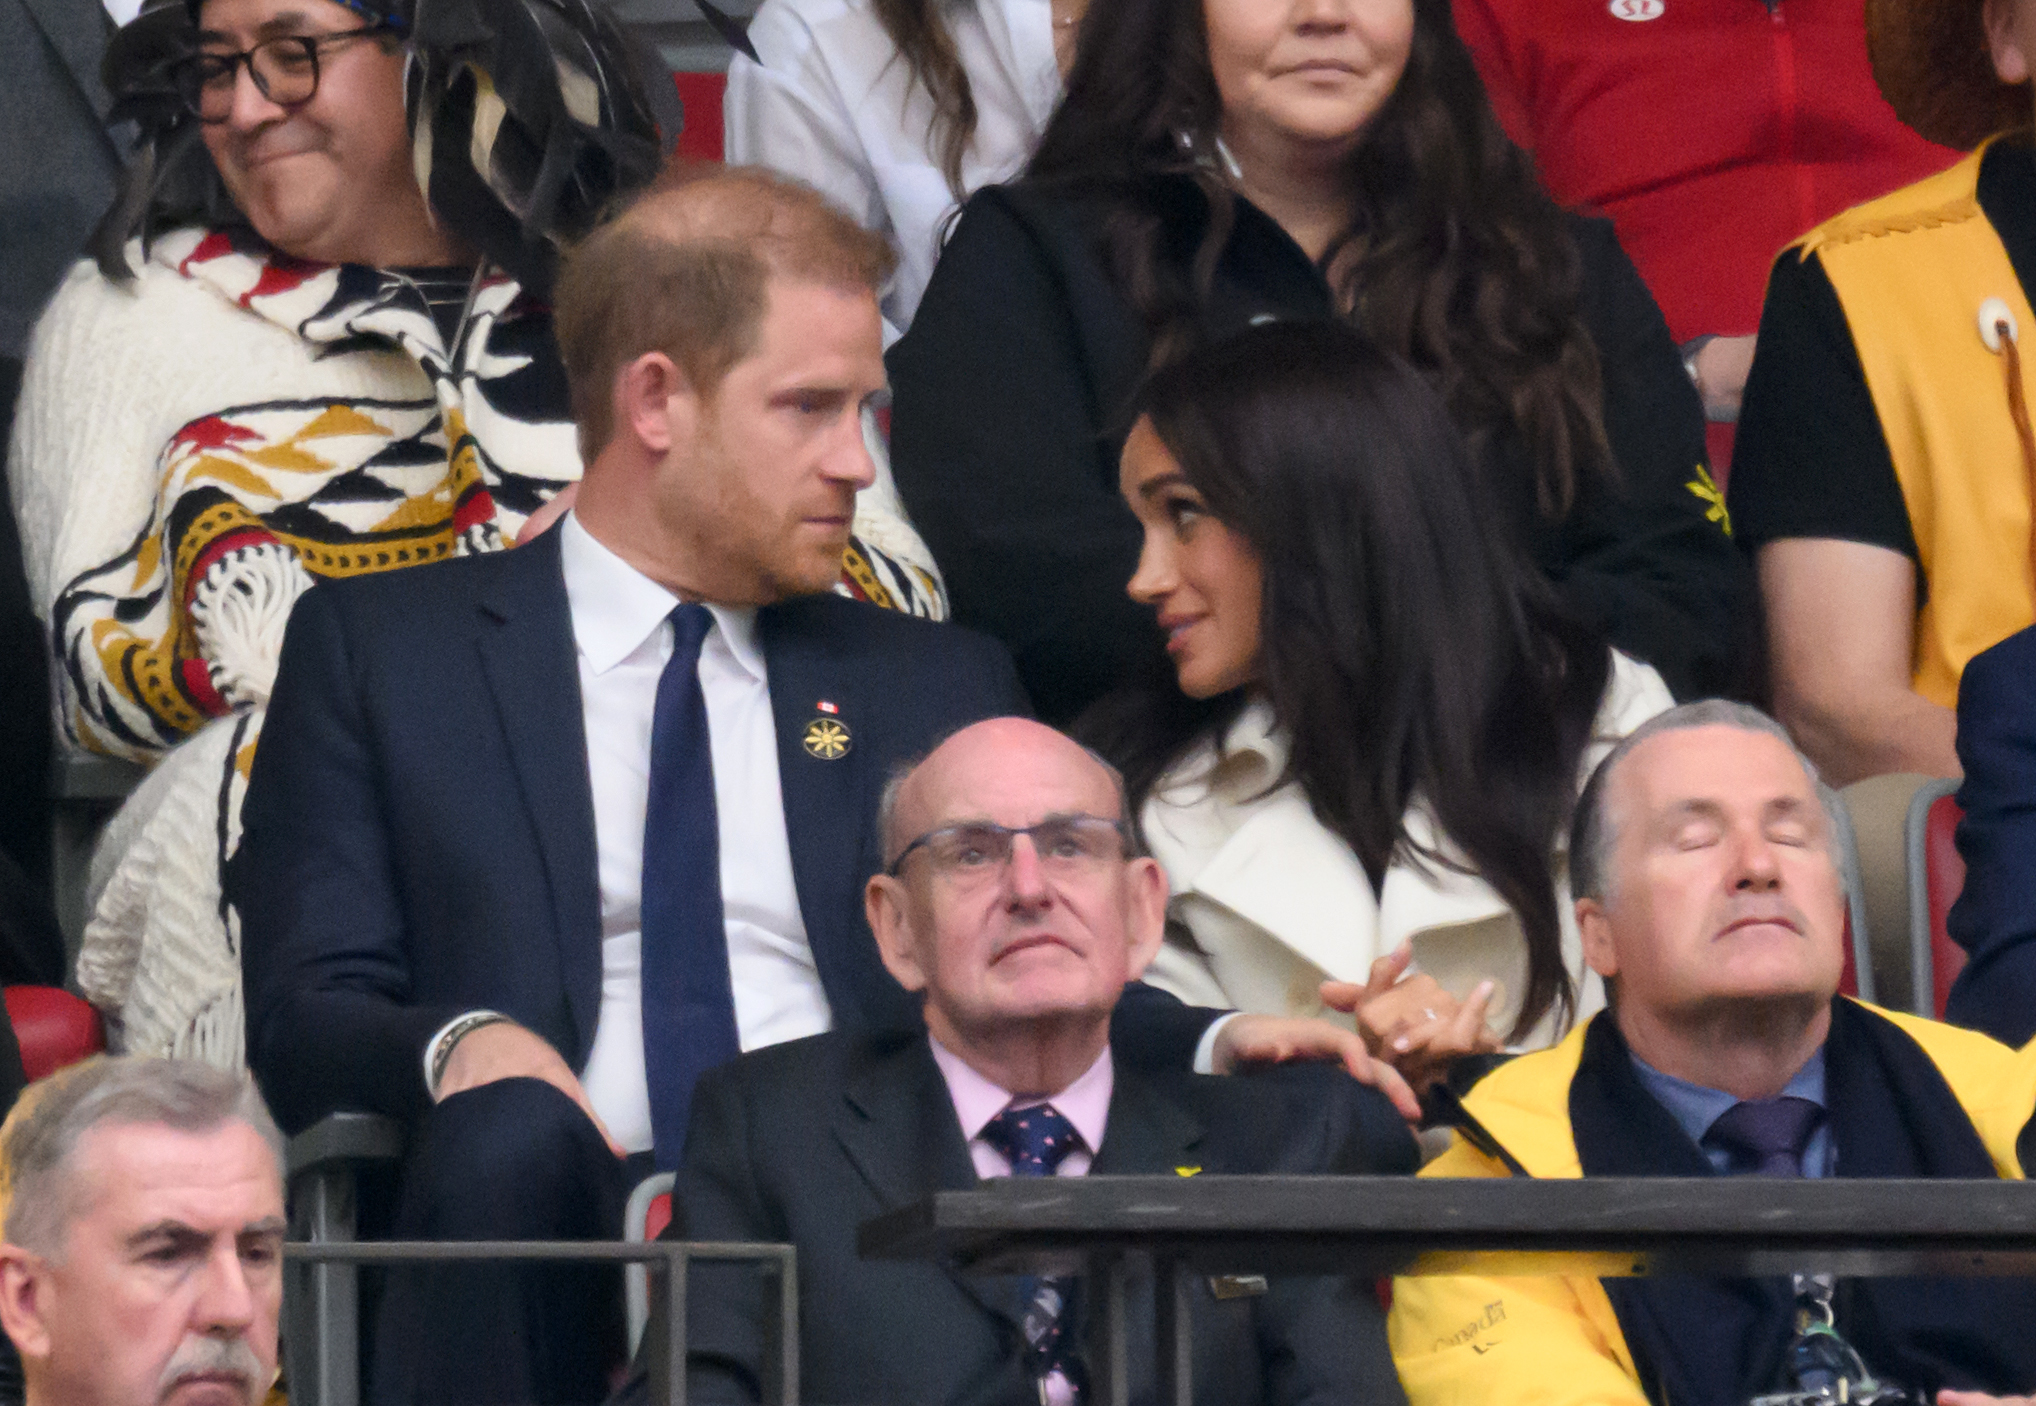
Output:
top-left (90, 0), bottom-right (238, 280)
top-left (89, 0), bottom-right (672, 295)
top-left (406, 0), bottom-right (669, 296)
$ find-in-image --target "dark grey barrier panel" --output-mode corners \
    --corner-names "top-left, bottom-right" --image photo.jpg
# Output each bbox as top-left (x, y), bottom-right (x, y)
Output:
top-left (862, 1175), bottom-right (2036, 1406)
top-left (283, 1239), bottom-right (797, 1406)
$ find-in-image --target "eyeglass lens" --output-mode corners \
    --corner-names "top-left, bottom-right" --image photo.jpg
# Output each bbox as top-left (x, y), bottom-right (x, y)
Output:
top-left (923, 818), bottom-right (1124, 875)
top-left (180, 37), bottom-right (327, 122)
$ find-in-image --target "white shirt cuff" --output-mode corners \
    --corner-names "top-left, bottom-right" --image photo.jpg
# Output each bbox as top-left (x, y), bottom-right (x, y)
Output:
top-left (423, 1010), bottom-right (507, 1099)
top-left (1192, 1011), bottom-right (1244, 1076)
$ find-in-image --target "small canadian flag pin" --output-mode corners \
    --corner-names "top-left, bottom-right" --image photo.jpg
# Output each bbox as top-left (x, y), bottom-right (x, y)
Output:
top-left (816, 700), bottom-right (840, 715)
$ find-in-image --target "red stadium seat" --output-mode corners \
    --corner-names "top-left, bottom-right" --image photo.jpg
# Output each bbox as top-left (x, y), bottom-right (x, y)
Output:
top-left (4, 986), bottom-right (106, 1082)
top-left (643, 1188), bottom-right (675, 1242)
top-left (1905, 782), bottom-right (1967, 1018)
top-left (672, 72), bottom-right (727, 162)
top-left (1839, 914), bottom-right (1860, 999)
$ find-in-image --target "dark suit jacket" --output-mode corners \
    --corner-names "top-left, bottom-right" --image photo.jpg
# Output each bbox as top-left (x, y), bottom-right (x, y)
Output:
top-left (1, 0), bottom-right (119, 358)
top-left (235, 529), bottom-right (1098, 1134)
top-left (1946, 624), bottom-right (2036, 1045)
top-left (627, 1028), bottom-right (1418, 1406)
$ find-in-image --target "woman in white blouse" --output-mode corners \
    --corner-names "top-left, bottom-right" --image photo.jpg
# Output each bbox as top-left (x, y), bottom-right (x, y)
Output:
top-left (1090, 321), bottom-right (1675, 1069)
top-left (726, 0), bottom-right (1081, 340)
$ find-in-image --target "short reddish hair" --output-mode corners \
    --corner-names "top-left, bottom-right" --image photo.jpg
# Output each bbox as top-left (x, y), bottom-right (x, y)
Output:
top-left (552, 162), bottom-right (897, 459)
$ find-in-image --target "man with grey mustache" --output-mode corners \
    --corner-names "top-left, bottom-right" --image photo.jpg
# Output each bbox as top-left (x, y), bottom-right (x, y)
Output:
top-left (0, 1057), bottom-right (283, 1406)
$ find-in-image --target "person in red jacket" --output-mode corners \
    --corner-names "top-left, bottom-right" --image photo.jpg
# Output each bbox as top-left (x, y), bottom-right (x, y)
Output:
top-left (1456, 0), bottom-right (1957, 465)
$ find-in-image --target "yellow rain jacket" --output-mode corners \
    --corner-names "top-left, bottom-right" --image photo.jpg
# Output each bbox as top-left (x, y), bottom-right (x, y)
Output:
top-left (1387, 1003), bottom-right (2036, 1406)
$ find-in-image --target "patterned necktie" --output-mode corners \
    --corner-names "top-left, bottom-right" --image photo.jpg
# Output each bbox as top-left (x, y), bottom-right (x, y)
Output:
top-left (980, 1103), bottom-right (1087, 1402)
top-left (639, 603), bottom-right (741, 1168)
top-left (1703, 1096), bottom-right (1825, 1177)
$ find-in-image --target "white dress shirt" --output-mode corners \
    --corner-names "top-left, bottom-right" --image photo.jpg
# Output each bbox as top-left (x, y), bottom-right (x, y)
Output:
top-left (436, 514), bottom-right (835, 1153)
top-left (726, 0), bottom-right (1061, 341)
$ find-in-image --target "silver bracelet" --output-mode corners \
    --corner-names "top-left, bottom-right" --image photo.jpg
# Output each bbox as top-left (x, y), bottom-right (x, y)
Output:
top-left (429, 1011), bottom-right (513, 1095)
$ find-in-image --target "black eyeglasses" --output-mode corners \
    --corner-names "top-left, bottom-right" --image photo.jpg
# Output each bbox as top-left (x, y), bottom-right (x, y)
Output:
top-left (171, 25), bottom-right (395, 124)
top-left (885, 815), bottom-right (1130, 882)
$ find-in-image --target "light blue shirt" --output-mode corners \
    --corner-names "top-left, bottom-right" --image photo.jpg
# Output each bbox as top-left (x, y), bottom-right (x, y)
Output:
top-left (1630, 1050), bottom-right (1834, 1177)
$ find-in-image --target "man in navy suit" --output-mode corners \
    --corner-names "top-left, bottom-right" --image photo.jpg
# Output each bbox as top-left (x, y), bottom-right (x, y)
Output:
top-left (1942, 624), bottom-right (2036, 1046)
top-left (234, 166), bottom-right (1398, 1405)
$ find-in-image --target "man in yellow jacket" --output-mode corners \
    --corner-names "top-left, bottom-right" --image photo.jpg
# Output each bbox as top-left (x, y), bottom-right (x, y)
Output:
top-left (1388, 700), bottom-right (2036, 1406)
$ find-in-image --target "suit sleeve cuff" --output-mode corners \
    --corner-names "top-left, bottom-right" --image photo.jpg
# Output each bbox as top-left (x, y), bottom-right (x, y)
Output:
top-left (1193, 1012), bottom-right (1243, 1076)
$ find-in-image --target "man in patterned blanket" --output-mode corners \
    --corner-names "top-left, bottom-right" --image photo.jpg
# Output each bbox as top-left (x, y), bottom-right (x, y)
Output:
top-left (4, 0), bottom-right (945, 1061)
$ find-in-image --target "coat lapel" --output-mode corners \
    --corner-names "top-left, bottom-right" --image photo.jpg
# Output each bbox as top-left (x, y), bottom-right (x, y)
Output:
top-left (758, 598), bottom-right (891, 1029)
top-left (1088, 1067), bottom-right (1206, 1178)
top-left (473, 531), bottom-right (603, 1060)
top-left (832, 1034), bottom-right (1026, 1328)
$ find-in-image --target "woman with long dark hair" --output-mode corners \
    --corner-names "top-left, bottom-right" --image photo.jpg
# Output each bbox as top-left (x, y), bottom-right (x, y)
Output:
top-left (1093, 321), bottom-right (1672, 1049)
top-left (888, 0), bottom-right (1749, 725)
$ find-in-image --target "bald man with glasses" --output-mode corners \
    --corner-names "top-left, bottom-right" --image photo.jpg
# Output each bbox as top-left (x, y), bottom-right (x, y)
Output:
top-left (621, 717), bottom-right (1418, 1406)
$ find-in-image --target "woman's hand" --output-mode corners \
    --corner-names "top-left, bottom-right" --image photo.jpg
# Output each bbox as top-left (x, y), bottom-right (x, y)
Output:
top-left (1320, 944), bottom-right (1502, 1092)
top-left (1210, 1013), bottom-right (1421, 1123)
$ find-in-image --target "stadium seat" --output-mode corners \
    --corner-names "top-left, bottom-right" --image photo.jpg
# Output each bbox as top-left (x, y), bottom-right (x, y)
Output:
top-left (2, 985), bottom-right (105, 1080)
top-left (672, 72), bottom-right (727, 162)
top-left (1904, 780), bottom-right (1967, 1018)
top-left (48, 752), bottom-right (144, 953)
top-left (625, 1171), bottom-right (678, 1356)
top-left (1828, 786), bottom-right (1875, 1003)
top-left (285, 1111), bottom-right (404, 1406)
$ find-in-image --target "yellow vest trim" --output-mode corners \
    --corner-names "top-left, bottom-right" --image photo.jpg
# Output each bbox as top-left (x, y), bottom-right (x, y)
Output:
top-left (1795, 143), bottom-right (2036, 706)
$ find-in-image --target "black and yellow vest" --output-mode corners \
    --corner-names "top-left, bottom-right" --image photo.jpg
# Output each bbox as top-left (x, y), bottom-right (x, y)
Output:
top-left (1795, 144), bottom-right (2036, 706)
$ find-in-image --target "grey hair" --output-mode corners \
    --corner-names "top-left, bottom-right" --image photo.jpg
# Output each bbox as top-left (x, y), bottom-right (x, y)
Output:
top-left (1569, 699), bottom-right (1841, 903)
top-left (1, 1056), bottom-right (284, 1258)
top-left (876, 729), bottom-right (1140, 867)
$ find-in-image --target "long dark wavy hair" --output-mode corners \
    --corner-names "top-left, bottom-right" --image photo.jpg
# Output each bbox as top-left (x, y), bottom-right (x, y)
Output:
top-left (1028, 0), bottom-right (1610, 518)
top-left (1081, 322), bottom-right (1612, 1039)
top-left (871, 0), bottom-right (982, 202)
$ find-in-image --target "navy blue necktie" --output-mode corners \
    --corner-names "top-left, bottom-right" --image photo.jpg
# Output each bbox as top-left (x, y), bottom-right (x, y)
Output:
top-left (1703, 1096), bottom-right (1824, 1177)
top-left (640, 603), bottom-right (740, 1168)
top-left (981, 1104), bottom-right (1087, 1402)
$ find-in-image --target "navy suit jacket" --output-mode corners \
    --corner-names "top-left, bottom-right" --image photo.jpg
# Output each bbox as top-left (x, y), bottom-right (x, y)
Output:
top-left (625, 1029), bottom-right (1416, 1406)
top-left (236, 530), bottom-right (1214, 1134)
top-left (1946, 624), bottom-right (2036, 1045)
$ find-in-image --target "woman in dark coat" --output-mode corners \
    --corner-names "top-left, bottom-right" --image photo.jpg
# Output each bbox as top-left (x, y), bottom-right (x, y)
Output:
top-left (888, 0), bottom-right (1750, 724)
